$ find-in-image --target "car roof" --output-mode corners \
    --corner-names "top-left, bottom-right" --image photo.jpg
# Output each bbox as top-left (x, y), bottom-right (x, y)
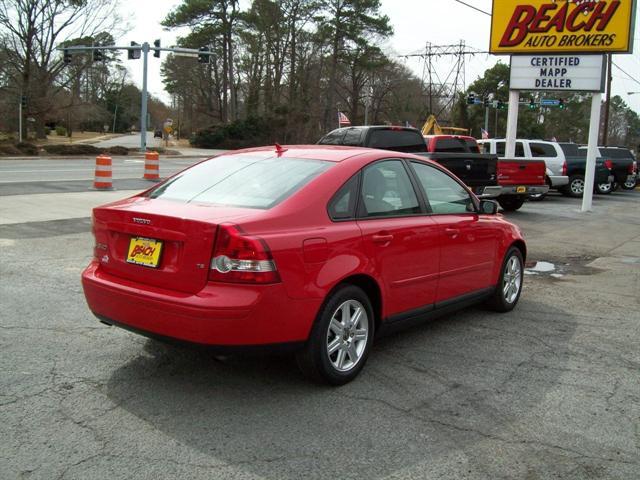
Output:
top-left (219, 144), bottom-right (392, 163)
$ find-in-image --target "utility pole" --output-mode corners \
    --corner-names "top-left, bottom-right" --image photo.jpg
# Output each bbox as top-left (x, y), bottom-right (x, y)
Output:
top-left (601, 53), bottom-right (613, 146)
top-left (18, 98), bottom-right (23, 143)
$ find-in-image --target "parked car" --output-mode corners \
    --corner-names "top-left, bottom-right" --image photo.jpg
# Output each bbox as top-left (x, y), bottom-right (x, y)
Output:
top-left (317, 127), bottom-right (498, 194)
top-left (82, 145), bottom-right (526, 385)
top-left (478, 139), bottom-right (570, 199)
top-left (578, 146), bottom-right (637, 191)
top-left (557, 143), bottom-right (615, 197)
top-left (425, 135), bottom-right (547, 211)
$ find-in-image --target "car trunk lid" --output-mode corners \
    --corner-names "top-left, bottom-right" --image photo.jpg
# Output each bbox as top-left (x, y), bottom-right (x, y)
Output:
top-left (92, 196), bottom-right (258, 294)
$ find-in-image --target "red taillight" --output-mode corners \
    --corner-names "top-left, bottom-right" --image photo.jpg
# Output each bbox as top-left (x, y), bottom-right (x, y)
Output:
top-left (604, 159), bottom-right (613, 170)
top-left (209, 224), bottom-right (280, 284)
top-left (562, 161), bottom-right (567, 176)
top-left (628, 161), bottom-right (636, 174)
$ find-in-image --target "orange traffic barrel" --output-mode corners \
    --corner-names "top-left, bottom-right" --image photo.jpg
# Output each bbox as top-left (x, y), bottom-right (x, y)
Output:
top-left (143, 151), bottom-right (160, 181)
top-left (93, 155), bottom-right (113, 190)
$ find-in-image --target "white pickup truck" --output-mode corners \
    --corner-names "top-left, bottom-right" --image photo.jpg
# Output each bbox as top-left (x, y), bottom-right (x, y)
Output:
top-left (478, 139), bottom-right (570, 195)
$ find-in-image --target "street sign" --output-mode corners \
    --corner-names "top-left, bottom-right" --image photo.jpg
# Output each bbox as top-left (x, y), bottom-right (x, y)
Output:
top-left (510, 54), bottom-right (606, 92)
top-left (540, 99), bottom-right (560, 106)
top-left (490, 0), bottom-right (637, 54)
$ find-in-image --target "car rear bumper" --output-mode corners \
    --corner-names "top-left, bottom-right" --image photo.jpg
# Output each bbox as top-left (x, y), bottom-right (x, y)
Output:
top-left (475, 184), bottom-right (549, 198)
top-left (81, 261), bottom-right (319, 346)
top-left (549, 175), bottom-right (569, 187)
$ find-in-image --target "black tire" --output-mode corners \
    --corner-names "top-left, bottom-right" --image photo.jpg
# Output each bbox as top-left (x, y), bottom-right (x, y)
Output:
top-left (498, 195), bottom-right (526, 212)
top-left (528, 192), bottom-right (547, 201)
top-left (565, 175), bottom-right (585, 198)
top-left (594, 182), bottom-right (613, 195)
top-left (486, 247), bottom-right (524, 313)
top-left (296, 285), bottom-right (374, 385)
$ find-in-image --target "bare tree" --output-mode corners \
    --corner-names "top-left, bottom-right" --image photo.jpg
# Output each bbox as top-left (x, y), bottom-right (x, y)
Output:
top-left (0, 0), bottom-right (119, 138)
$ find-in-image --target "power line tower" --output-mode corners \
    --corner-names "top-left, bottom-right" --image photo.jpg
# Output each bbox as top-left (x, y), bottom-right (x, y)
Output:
top-left (402, 41), bottom-right (483, 122)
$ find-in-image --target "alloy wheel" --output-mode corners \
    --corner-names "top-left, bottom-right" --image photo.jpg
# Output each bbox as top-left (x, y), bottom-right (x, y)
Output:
top-left (503, 256), bottom-right (522, 304)
top-left (570, 178), bottom-right (585, 195)
top-left (326, 300), bottom-right (369, 372)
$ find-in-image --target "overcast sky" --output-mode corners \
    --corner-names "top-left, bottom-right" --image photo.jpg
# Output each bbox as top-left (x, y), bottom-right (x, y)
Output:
top-left (116, 0), bottom-right (640, 114)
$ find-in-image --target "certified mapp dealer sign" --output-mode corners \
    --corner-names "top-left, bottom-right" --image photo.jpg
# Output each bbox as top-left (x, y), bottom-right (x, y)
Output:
top-left (490, 0), bottom-right (636, 54)
top-left (510, 55), bottom-right (606, 91)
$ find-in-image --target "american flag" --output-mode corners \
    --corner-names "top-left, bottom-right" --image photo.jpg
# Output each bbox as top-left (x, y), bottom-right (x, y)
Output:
top-left (338, 111), bottom-right (351, 127)
top-left (481, 128), bottom-right (489, 139)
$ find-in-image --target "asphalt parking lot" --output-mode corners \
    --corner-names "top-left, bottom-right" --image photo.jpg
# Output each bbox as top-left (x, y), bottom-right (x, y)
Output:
top-left (1, 188), bottom-right (639, 479)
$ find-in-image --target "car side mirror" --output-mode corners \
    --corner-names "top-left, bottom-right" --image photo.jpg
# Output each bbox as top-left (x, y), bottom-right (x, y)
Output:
top-left (479, 199), bottom-right (498, 215)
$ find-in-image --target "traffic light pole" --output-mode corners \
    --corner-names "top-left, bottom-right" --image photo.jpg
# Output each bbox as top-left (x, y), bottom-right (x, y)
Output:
top-left (59, 43), bottom-right (214, 151)
top-left (140, 42), bottom-right (149, 151)
top-left (484, 106), bottom-right (489, 133)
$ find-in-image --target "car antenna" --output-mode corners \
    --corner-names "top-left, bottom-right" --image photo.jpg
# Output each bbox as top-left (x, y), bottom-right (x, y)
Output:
top-left (275, 143), bottom-right (288, 155)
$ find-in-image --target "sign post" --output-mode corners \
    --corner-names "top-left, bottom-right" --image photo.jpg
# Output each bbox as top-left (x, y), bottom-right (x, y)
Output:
top-left (582, 93), bottom-right (603, 212)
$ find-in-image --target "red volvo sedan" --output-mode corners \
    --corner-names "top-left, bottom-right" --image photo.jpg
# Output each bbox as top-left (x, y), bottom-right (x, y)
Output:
top-left (82, 145), bottom-right (526, 384)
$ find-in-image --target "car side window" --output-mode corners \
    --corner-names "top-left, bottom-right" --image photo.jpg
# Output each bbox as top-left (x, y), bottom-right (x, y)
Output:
top-left (530, 142), bottom-right (557, 157)
top-left (411, 161), bottom-right (476, 215)
top-left (328, 174), bottom-right (359, 220)
top-left (342, 129), bottom-right (363, 146)
top-left (515, 142), bottom-right (525, 157)
top-left (318, 129), bottom-right (347, 145)
top-left (358, 160), bottom-right (421, 218)
top-left (496, 141), bottom-right (505, 156)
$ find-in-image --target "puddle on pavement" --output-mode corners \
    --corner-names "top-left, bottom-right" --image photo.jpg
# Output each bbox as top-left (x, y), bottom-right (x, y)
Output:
top-left (525, 255), bottom-right (602, 278)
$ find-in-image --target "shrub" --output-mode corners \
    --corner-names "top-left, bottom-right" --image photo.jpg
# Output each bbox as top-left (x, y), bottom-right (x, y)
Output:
top-left (16, 142), bottom-right (39, 155)
top-left (44, 127), bottom-right (51, 136)
top-left (42, 144), bottom-right (101, 155)
top-left (55, 126), bottom-right (67, 136)
top-left (105, 146), bottom-right (128, 156)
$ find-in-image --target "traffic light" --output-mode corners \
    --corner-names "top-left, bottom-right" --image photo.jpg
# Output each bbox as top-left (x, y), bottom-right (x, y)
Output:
top-left (198, 46), bottom-right (209, 64)
top-left (466, 94), bottom-right (475, 105)
top-left (559, 99), bottom-right (565, 110)
top-left (93, 48), bottom-right (103, 62)
top-left (128, 41), bottom-right (141, 60)
top-left (496, 100), bottom-right (507, 110)
top-left (21, 95), bottom-right (27, 108)
top-left (63, 48), bottom-right (72, 64)
top-left (483, 98), bottom-right (490, 107)
top-left (529, 99), bottom-right (536, 110)
top-left (153, 39), bottom-right (161, 58)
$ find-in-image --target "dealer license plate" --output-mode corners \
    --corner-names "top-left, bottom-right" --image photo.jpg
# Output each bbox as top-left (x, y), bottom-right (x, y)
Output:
top-left (126, 237), bottom-right (163, 268)
top-left (516, 186), bottom-right (526, 193)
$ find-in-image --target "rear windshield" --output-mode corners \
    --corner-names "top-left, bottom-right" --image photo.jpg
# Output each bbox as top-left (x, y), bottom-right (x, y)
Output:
top-left (147, 154), bottom-right (331, 209)
top-left (598, 148), bottom-right (634, 160)
top-left (559, 143), bottom-right (579, 156)
top-left (434, 137), bottom-right (467, 152)
top-left (369, 129), bottom-right (426, 152)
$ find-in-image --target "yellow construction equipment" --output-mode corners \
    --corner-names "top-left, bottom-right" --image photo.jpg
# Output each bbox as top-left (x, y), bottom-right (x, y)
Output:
top-left (420, 115), bottom-right (469, 136)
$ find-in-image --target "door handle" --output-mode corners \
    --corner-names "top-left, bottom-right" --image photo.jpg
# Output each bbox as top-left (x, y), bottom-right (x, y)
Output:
top-left (445, 228), bottom-right (460, 237)
top-left (372, 234), bottom-right (394, 244)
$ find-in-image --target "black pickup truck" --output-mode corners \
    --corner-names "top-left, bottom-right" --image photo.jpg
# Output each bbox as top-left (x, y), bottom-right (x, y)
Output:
top-left (558, 143), bottom-right (615, 197)
top-left (577, 145), bottom-right (637, 191)
top-left (317, 126), bottom-right (499, 194)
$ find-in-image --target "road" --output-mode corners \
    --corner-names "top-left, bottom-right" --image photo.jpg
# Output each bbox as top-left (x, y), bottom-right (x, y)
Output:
top-left (0, 156), bottom-right (208, 196)
top-left (1, 170), bottom-right (639, 478)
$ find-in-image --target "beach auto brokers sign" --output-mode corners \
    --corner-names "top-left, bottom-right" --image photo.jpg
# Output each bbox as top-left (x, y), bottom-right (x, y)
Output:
top-left (490, 0), bottom-right (636, 54)
top-left (510, 55), bottom-right (605, 91)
